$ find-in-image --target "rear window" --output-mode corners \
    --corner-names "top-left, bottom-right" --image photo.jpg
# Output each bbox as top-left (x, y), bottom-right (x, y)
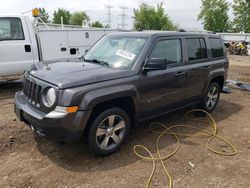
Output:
top-left (209, 38), bottom-right (224, 58)
top-left (186, 38), bottom-right (208, 61)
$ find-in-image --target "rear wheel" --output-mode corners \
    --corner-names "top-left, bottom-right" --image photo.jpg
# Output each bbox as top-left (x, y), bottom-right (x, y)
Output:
top-left (200, 82), bottom-right (220, 112)
top-left (87, 107), bottom-right (131, 156)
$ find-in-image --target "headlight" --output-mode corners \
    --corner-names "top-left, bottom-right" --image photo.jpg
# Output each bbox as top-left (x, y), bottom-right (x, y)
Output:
top-left (42, 88), bottom-right (56, 107)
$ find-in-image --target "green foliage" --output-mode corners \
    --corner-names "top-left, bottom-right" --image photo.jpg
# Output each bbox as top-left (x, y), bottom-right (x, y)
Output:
top-left (38, 8), bottom-right (49, 23)
top-left (104, 24), bottom-right (110, 28)
top-left (91, 21), bottom-right (104, 28)
top-left (52, 8), bottom-right (71, 25)
top-left (70, 11), bottom-right (90, 26)
top-left (133, 3), bottom-right (177, 31)
top-left (198, 0), bottom-right (230, 32)
top-left (232, 0), bottom-right (250, 32)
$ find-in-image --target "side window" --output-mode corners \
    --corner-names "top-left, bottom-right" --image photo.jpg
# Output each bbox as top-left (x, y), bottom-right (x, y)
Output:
top-left (150, 39), bottom-right (182, 64)
top-left (0, 18), bottom-right (24, 41)
top-left (186, 38), bottom-right (207, 61)
top-left (209, 38), bottom-right (224, 58)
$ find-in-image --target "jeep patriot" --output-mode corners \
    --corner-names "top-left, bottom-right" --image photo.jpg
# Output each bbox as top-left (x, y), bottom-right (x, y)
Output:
top-left (15, 32), bottom-right (228, 155)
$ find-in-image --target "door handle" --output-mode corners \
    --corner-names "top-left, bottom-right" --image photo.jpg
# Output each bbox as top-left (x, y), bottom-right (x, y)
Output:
top-left (203, 66), bottom-right (210, 70)
top-left (24, 45), bottom-right (31, 52)
top-left (175, 71), bottom-right (186, 76)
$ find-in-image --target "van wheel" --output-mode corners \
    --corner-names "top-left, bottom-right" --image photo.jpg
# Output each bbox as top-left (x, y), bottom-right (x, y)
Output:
top-left (200, 82), bottom-right (220, 112)
top-left (87, 107), bottom-right (131, 156)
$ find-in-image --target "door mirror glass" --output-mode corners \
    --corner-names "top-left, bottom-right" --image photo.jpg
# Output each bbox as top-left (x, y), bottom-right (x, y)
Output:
top-left (143, 58), bottom-right (167, 71)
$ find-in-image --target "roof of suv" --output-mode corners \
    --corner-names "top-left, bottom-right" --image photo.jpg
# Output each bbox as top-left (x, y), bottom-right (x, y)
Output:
top-left (109, 31), bottom-right (220, 38)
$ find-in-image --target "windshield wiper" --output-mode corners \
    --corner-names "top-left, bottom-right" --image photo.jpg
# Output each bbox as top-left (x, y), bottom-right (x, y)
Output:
top-left (84, 58), bottom-right (109, 67)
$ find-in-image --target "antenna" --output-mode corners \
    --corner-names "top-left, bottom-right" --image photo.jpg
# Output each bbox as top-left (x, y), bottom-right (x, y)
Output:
top-left (119, 6), bottom-right (128, 29)
top-left (105, 5), bottom-right (113, 28)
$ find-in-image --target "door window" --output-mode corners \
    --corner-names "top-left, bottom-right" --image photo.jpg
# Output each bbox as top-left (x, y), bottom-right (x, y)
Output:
top-left (209, 38), bottom-right (224, 58)
top-left (186, 38), bottom-right (208, 61)
top-left (0, 18), bottom-right (24, 41)
top-left (150, 39), bottom-right (182, 64)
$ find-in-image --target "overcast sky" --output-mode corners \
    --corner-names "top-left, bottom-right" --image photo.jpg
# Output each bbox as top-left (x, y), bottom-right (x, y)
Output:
top-left (0, 0), bottom-right (233, 30)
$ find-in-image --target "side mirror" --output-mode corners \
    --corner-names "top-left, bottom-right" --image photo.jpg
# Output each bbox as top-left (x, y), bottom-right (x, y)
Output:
top-left (143, 58), bottom-right (167, 72)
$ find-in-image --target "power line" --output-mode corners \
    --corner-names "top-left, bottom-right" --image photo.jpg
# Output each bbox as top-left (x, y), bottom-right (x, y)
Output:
top-left (119, 6), bottom-right (128, 29)
top-left (105, 5), bottom-right (113, 28)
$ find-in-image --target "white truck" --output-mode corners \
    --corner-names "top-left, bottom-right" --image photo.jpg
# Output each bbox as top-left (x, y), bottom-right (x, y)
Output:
top-left (0, 15), bottom-right (124, 80)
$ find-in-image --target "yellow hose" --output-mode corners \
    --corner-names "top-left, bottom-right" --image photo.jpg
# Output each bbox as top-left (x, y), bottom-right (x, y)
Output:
top-left (133, 109), bottom-right (237, 188)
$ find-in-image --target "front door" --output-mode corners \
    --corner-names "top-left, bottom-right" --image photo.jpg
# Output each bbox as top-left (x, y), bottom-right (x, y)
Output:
top-left (138, 37), bottom-right (189, 119)
top-left (0, 17), bottom-right (33, 77)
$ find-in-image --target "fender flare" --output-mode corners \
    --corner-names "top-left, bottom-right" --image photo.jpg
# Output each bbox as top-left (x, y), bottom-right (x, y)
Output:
top-left (79, 84), bottom-right (140, 116)
top-left (203, 68), bottom-right (225, 94)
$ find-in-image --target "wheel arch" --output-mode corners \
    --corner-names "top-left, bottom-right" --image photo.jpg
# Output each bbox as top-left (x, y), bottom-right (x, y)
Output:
top-left (80, 85), bottom-right (140, 137)
top-left (210, 76), bottom-right (224, 90)
top-left (203, 71), bottom-right (225, 95)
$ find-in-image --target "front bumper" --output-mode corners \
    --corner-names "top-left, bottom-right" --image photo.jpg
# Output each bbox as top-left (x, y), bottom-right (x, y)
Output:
top-left (14, 91), bottom-right (91, 142)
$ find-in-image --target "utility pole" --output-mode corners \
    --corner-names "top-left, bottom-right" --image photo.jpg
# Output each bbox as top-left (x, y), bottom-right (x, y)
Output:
top-left (119, 6), bottom-right (128, 29)
top-left (105, 5), bottom-right (113, 28)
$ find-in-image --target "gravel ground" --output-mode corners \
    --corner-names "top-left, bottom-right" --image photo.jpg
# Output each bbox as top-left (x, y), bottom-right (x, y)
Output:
top-left (0, 55), bottom-right (249, 188)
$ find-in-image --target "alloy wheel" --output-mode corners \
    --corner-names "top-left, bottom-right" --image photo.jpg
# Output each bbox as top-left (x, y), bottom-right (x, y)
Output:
top-left (206, 86), bottom-right (219, 109)
top-left (96, 115), bottom-right (126, 150)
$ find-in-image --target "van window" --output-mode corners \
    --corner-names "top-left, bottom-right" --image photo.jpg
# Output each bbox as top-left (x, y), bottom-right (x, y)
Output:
top-left (209, 38), bottom-right (224, 58)
top-left (150, 39), bottom-right (182, 64)
top-left (186, 38), bottom-right (207, 61)
top-left (0, 18), bottom-right (24, 41)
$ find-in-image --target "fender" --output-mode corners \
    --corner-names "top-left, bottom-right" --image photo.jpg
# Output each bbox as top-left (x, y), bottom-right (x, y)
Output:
top-left (202, 67), bottom-right (226, 94)
top-left (78, 84), bottom-right (141, 123)
top-left (79, 84), bottom-right (138, 109)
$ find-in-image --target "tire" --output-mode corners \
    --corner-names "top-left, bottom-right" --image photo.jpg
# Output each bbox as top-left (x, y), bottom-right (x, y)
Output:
top-left (200, 82), bottom-right (221, 113)
top-left (87, 107), bottom-right (131, 156)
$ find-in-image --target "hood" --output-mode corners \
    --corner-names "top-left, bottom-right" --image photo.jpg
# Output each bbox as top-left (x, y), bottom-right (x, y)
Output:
top-left (28, 61), bottom-right (136, 89)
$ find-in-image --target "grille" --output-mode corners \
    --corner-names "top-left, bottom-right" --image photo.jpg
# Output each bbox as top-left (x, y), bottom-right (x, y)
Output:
top-left (23, 76), bottom-right (42, 107)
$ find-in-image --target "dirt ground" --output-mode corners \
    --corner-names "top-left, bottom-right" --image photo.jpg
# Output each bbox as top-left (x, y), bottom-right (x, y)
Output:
top-left (0, 55), bottom-right (249, 188)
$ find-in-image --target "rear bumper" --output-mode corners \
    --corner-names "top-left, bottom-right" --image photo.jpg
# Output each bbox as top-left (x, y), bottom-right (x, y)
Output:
top-left (14, 91), bottom-right (92, 142)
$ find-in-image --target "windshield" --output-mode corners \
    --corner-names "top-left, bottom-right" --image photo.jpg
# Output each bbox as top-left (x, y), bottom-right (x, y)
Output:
top-left (84, 35), bottom-right (147, 69)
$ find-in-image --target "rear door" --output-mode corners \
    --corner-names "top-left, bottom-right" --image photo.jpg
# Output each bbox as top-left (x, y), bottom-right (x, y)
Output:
top-left (183, 37), bottom-right (210, 100)
top-left (0, 17), bottom-right (34, 77)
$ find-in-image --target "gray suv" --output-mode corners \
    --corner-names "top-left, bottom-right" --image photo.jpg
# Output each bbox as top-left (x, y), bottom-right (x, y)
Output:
top-left (15, 32), bottom-right (228, 155)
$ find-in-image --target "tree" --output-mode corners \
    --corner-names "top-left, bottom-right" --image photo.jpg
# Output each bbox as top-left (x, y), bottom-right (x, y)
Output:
top-left (133, 3), bottom-right (177, 31)
top-left (232, 0), bottom-right (250, 33)
top-left (52, 8), bottom-right (71, 25)
top-left (198, 0), bottom-right (230, 32)
top-left (91, 21), bottom-right (104, 28)
top-left (70, 11), bottom-right (90, 26)
top-left (38, 8), bottom-right (49, 23)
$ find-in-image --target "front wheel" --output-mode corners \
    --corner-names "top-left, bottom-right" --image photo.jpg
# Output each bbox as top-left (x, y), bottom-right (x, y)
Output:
top-left (243, 49), bottom-right (249, 56)
top-left (200, 82), bottom-right (221, 112)
top-left (87, 107), bottom-right (131, 156)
